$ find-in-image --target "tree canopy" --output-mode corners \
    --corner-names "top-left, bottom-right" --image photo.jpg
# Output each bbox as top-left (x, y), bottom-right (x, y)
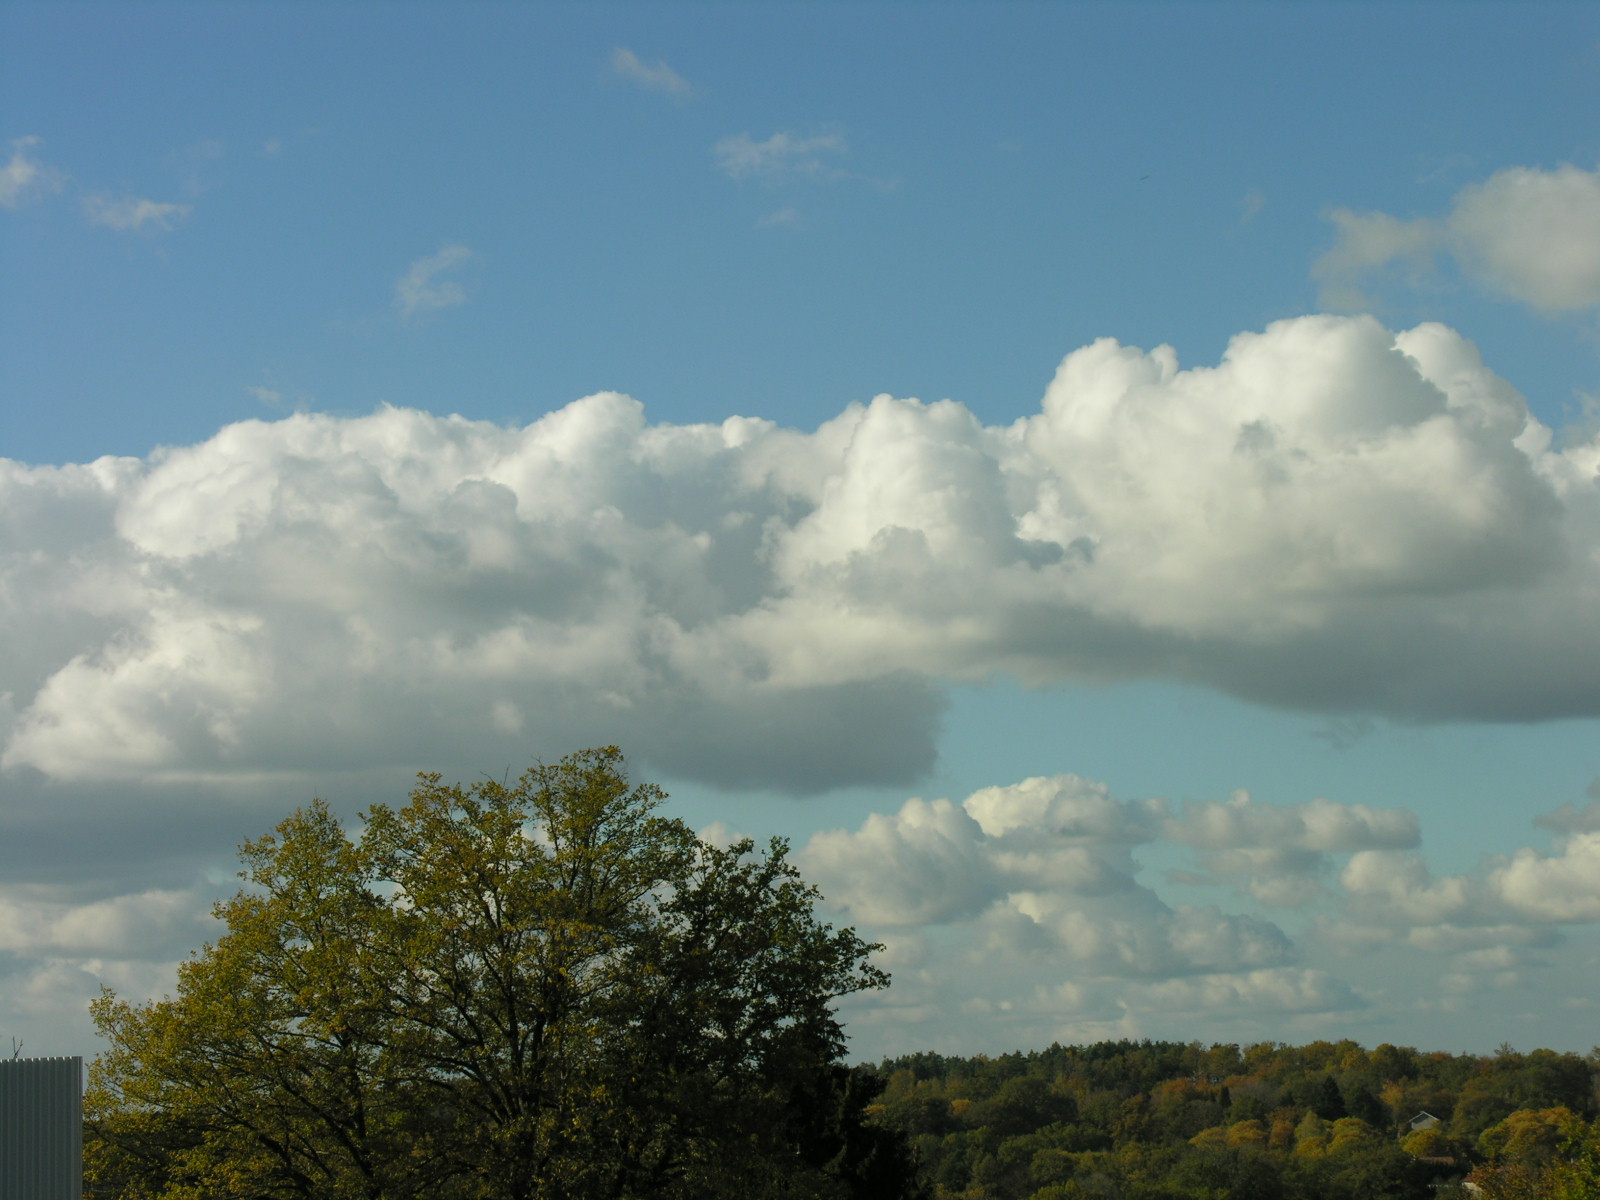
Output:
top-left (858, 1038), bottom-right (1600, 1199)
top-left (86, 747), bottom-right (923, 1200)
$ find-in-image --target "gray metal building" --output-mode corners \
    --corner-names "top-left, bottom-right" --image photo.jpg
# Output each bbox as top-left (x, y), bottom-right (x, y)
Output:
top-left (0, 1056), bottom-right (82, 1200)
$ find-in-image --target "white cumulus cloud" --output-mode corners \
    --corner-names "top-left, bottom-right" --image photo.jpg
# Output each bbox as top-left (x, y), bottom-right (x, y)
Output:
top-left (3, 315), bottom-right (1599, 805)
top-left (1489, 832), bottom-right (1600, 923)
top-left (800, 772), bottom-right (1419, 1052)
top-left (1167, 790), bottom-right (1420, 905)
top-left (803, 798), bottom-right (996, 926)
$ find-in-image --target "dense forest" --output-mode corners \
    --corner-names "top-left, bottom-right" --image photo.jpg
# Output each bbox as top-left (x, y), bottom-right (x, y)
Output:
top-left (857, 1038), bottom-right (1600, 1199)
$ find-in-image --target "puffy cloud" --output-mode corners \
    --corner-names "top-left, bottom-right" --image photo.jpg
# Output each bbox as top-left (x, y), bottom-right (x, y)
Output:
top-left (1534, 785), bottom-right (1600, 835)
top-left (0, 884), bottom-right (215, 957)
top-left (1340, 826), bottom-right (1600, 931)
top-left (799, 772), bottom-right (1416, 1053)
top-left (0, 398), bottom-right (944, 794)
top-left (1134, 967), bottom-right (1362, 1015)
top-left (1316, 162), bottom-right (1600, 313)
top-left (83, 193), bottom-right (192, 232)
top-left (803, 775), bottom-right (1158, 929)
top-left (803, 798), bottom-right (995, 926)
top-left (0, 136), bottom-right (65, 209)
top-left (1490, 832), bottom-right (1600, 923)
top-left (1169, 790), bottom-right (1418, 852)
top-left (1009, 893), bottom-right (1293, 977)
top-left (804, 774), bottom-right (1299, 981)
top-left (807, 771), bottom-right (1600, 1054)
top-left (1313, 209), bottom-right (1440, 311)
top-left (1449, 165), bottom-right (1600, 311)
top-left (3, 315), bottom-right (1598, 805)
top-left (714, 131), bottom-right (847, 181)
top-left (746, 316), bottom-right (1593, 723)
top-left (394, 244), bottom-right (473, 318)
top-left (0, 879), bottom-right (221, 1052)
top-left (1340, 850), bottom-right (1478, 926)
top-left (609, 47), bottom-right (692, 98)
top-left (1167, 789), bottom-right (1419, 905)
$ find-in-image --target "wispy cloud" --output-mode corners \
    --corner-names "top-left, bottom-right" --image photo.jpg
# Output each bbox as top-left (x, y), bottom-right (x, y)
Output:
top-left (714, 130), bottom-right (848, 181)
top-left (394, 244), bottom-right (474, 319)
top-left (1239, 187), bottom-right (1266, 224)
top-left (1316, 162), bottom-right (1600, 314)
top-left (171, 138), bottom-right (226, 197)
top-left (610, 47), bottom-right (692, 98)
top-left (0, 136), bottom-right (65, 210)
top-left (83, 194), bottom-right (192, 232)
top-left (758, 205), bottom-right (802, 228)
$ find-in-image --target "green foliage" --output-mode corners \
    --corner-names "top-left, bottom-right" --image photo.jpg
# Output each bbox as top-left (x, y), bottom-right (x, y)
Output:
top-left (86, 748), bottom-right (921, 1200)
top-left (862, 1037), bottom-right (1598, 1200)
top-left (1479, 1106), bottom-right (1576, 1164)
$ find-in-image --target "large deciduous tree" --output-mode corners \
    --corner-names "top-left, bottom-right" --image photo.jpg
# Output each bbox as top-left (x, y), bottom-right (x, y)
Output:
top-left (86, 747), bottom-right (922, 1200)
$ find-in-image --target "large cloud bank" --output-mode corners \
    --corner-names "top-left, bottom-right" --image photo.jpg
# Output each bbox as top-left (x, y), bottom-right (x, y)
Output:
top-left (5, 314), bottom-right (1597, 802)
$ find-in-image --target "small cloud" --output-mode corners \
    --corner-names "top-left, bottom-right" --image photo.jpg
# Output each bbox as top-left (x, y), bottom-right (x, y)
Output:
top-left (260, 129), bottom-right (319, 158)
top-left (172, 139), bottom-right (226, 197)
top-left (1534, 787), bottom-right (1600, 836)
top-left (1314, 162), bottom-right (1600, 314)
top-left (758, 205), bottom-right (801, 228)
top-left (83, 194), bottom-right (192, 233)
top-left (610, 47), bottom-right (692, 98)
top-left (246, 386), bottom-right (283, 407)
top-left (1313, 208), bottom-right (1439, 311)
top-left (1240, 187), bottom-right (1266, 224)
top-left (0, 136), bottom-right (66, 210)
top-left (394, 244), bottom-right (474, 319)
top-left (714, 130), bottom-right (847, 182)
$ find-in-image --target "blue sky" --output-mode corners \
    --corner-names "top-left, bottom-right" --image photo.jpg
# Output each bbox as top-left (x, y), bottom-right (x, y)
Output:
top-left (3, 1), bottom-right (1599, 1061)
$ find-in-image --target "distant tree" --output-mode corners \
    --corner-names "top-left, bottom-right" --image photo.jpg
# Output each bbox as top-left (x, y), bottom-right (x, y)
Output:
top-left (1400, 1125), bottom-right (1463, 1160)
top-left (1478, 1107), bottom-right (1578, 1165)
top-left (1370, 1043), bottom-right (1419, 1083)
top-left (964, 1075), bottom-right (1077, 1139)
top-left (1344, 1083), bottom-right (1390, 1129)
top-left (1312, 1075), bottom-right (1348, 1120)
top-left (86, 748), bottom-right (922, 1200)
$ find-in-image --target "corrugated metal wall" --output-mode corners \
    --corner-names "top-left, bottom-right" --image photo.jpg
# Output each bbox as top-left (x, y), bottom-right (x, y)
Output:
top-left (0, 1056), bottom-right (82, 1200)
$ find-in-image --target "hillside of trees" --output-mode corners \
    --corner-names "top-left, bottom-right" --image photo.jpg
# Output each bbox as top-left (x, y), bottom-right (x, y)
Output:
top-left (856, 1038), bottom-right (1600, 1199)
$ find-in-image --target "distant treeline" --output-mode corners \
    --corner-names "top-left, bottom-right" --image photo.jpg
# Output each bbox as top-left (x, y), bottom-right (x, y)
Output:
top-left (857, 1038), bottom-right (1600, 1199)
